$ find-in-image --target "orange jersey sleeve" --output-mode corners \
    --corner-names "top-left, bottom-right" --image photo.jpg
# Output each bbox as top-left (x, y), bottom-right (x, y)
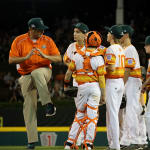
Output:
top-left (9, 36), bottom-right (22, 57)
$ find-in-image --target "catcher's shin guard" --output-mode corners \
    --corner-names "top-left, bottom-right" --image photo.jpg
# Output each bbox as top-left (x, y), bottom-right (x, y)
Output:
top-left (82, 104), bottom-right (99, 147)
top-left (66, 110), bottom-right (86, 149)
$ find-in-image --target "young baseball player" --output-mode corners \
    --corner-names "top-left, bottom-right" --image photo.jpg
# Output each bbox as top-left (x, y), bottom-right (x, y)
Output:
top-left (141, 36), bottom-right (150, 150)
top-left (64, 31), bottom-right (106, 150)
top-left (138, 66), bottom-right (148, 150)
top-left (119, 25), bottom-right (146, 150)
top-left (63, 23), bottom-right (107, 147)
top-left (104, 25), bottom-right (125, 150)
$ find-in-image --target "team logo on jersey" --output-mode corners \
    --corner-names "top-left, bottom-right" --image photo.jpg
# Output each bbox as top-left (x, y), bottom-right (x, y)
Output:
top-left (107, 55), bottom-right (112, 60)
top-left (42, 45), bottom-right (46, 49)
top-left (128, 59), bottom-right (133, 64)
top-left (99, 45), bottom-right (105, 49)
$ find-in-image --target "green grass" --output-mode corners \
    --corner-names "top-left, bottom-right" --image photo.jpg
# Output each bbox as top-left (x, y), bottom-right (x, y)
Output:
top-left (0, 146), bottom-right (106, 150)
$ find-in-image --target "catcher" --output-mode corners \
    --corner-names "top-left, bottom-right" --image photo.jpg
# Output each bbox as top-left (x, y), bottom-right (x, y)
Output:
top-left (64, 31), bottom-right (106, 150)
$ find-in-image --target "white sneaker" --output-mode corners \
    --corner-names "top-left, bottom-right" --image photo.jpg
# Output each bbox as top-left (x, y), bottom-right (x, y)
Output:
top-left (83, 143), bottom-right (93, 150)
top-left (64, 141), bottom-right (73, 149)
top-left (85, 147), bottom-right (92, 150)
top-left (64, 145), bottom-right (71, 149)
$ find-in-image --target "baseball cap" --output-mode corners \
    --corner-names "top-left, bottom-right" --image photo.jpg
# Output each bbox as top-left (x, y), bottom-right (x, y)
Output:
top-left (105, 25), bottom-right (124, 39)
top-left (28, 18), bottom-right (49, 30)
top-left (120, 25), bottom-right (134, 37)
top-left (145, 36), bottom-right (150, 45)
top-left (86, 31), bottom-right (102, 47)
top-left (73, 22), bottom-right (89, 33)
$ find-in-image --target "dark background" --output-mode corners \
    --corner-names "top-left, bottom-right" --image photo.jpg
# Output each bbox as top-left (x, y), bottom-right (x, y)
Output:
top-left (0, 0), bottom-right (149, 126)
top-left (0, 0), bottom-right (150, 35)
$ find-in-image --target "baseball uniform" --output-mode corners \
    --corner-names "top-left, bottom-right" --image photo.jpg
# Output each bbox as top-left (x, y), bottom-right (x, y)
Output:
top-left (105, 44), bottom-right (125, 150)
top-left (65, 47), bottom-right (105, 148)
top-left (145, 59), bottom-right (150, 142)
top-left (120, 45), bottom-right (146, 145)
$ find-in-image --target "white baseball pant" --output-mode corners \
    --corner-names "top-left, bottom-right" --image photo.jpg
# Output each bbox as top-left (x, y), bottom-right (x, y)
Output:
top-left (120, 77), bottom-right (142, 145)
top-left (67, 82), bottom-right (100, 145)
top-left (106, 78), bottom-right (124, 150)
top-left (145, 92), bottom-right (150, 141)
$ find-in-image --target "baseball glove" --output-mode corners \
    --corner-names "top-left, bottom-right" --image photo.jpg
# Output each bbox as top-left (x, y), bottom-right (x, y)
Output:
top-left (120, 94), bottom-right (127, 109)
top-left (64, 81), bottom-right (78, 97)
top-left (64, 86), bottom-right (78, 97)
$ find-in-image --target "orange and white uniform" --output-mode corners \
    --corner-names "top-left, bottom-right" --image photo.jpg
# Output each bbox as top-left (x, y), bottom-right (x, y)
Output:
top-left (63, 42), bottom-right (85, 64)
top-left (105, 44), bottom-right (125, 150)
top-left (146, 59), bottom-right (150, 90)
top-left (66, 47), bottom-right (105, 147)
top-left (120, 45), bottom-right (147, 146)
top-left (144, 59), bottom-right (150, 142)
top-left (63, 42), bottom-right (86, 87)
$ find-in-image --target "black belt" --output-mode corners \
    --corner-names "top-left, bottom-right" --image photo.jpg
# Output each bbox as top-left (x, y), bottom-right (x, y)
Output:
top-left (25, 73), bottom-right (31, 75)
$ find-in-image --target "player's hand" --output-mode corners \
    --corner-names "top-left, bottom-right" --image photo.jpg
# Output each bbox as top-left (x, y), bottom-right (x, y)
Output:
top-left (141, 84), bottom-right (146, 93)
top-left (99, 95), bottom-right (106, 106)
top-left (141, 105), bottom-right (146, 115)
top-left (36, 48), bottom-right (48, 58)
top-left (25, 49), bottom-right (36, 60)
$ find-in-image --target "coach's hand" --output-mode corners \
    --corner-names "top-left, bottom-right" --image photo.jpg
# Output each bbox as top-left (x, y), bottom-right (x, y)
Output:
top-left (25, 49), bottom-right (36, 59)
top-left (36, 48), bottom-right (48, 58)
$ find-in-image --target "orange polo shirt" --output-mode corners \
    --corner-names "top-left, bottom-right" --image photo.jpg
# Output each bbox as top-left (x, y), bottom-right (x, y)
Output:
top-left (9, 33), bottom-right (60, 75)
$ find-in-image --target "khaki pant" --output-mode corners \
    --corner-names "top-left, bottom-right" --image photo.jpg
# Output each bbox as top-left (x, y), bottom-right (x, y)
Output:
top-left (18, 67), bottom-right (52, 143)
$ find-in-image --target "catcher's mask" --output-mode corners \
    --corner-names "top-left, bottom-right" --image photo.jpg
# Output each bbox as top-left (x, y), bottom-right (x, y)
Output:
top-left (86, 31), bottom-right (102, 47)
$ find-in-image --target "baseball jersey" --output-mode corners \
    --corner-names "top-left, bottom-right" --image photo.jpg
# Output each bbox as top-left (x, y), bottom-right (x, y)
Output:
top-left (69, 48), bottom-right (105, 85)
top-left (63, 43), bottom-right (106, 63)
top-left (63, 42), bottom-right (85, 63)
top-left (146, 59), bottom-right (150, 78)
top-left (146, 59), bottom-right (150, 90)
top-left (63, 42), bottom-right (86, 87)
top-left (9, 33), bottom-right (60, 75)
top-left (124, 45), bottom-right (141, 78)
top-left (97, 45), bottom-right (107, 56)
top-left (105, 44), bottom-right (125, 78)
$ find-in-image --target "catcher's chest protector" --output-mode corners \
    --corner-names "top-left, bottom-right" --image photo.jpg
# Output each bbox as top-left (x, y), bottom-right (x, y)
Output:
top-left (76, 48), bottom-right (100, 76)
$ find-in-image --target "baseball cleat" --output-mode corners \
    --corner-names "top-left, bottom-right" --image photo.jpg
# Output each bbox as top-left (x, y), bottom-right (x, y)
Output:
top-left (26, 143), bottom-right (35, 149)
top-left (64, 141), bottom-right (73, 149)
top-left (82, 143), bottom-right (93, 150)
top-left (105, 147), bottom-right (119, 150)
top-left (45, 103), bottom-right (56, 117)
top-left (136, 144), bottom-right (148, 150)
top-left (120, 145), bottom-right (130, 149)
top-left (122, 144), bottom-right (141, 150)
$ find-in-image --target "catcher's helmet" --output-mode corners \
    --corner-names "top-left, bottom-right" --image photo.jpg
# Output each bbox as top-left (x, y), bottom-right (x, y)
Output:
top-left (86, 31), bottom-right (102, 47)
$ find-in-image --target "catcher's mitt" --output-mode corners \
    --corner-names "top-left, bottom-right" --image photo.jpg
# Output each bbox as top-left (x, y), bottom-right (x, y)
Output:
top-left (64, 81), bottom-right (78, 97)
top-left (120, 94), bottom-right (127, 109)
top-left (64, 86), bottom-right (78, 97)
